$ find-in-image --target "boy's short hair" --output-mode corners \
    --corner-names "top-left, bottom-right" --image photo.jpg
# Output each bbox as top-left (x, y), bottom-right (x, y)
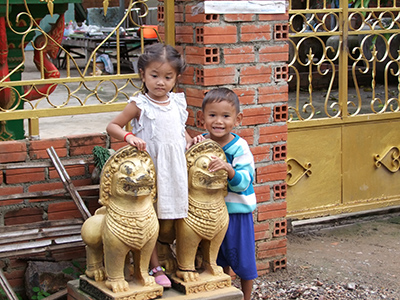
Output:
top-left (202, 88), bottom-right (240, 114)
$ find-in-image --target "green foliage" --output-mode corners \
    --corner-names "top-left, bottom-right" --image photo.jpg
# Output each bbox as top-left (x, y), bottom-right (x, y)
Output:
top-left (350, 0), bottom-right (372, 8)
top-left (92, 146), bottom-right (112, 171)
top-left (62, 260), bottom-right (86, 279)
top-left (31, 287), bottom-right (50, 300)
top-left (349, 0), bottom-right (389, 8)
top-left (0, 288), bottom-right (22, 300)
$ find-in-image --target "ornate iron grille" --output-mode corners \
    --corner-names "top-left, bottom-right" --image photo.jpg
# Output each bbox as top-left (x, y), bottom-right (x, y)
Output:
top-left (288, 0), bottom-right (400, 121)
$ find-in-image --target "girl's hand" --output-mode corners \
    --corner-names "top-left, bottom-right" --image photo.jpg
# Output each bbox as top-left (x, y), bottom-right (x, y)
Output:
top-left (193, 134), bottom-right (205, 144)
top-left (208, 156), bottom-right (235, 179)
top-left (186, 134), bottom-right (206, 150)
top-left (125, 134), bottom-right (147, 151)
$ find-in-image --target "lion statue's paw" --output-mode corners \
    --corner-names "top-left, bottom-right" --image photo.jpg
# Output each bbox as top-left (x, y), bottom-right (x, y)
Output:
top-left (206, 264), bottom-right (224, 276)
top-left (176, 270), bottom-right (199, 282)
top-left (85, 267), bottom-right (106, 282)
top-left (105, 278), bottom-right (130, 293)
top-left (139, 273), bottom-right (156, 286)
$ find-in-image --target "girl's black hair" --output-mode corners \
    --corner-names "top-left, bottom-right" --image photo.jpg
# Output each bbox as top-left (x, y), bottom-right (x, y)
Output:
top-left (137, 43), bottom-right (186, 93)
top-left (202, 88), bottom-right (240, 114)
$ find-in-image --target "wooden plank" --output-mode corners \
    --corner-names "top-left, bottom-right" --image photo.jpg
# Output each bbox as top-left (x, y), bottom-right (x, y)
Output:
top-left (0, 225), bottom-right (82, 245)
top-left (42, 288), bottom-right (67, 300)
top-left (0, 219), bottom-right (85, 259)
top-left (0, 157), bottom-right (94, 170)
top-left (0, 185), bottom-right (99, 201)
top-left (0, 240), bottom-right (52, 253)
top-left (0, 219), bottom-right (84, 233)
top-left (0, 221), bottom-right (83, 245)
top-left (0, 241), bottom-right (85, 259)
top-left (54, 235), bottom-right (83, 244)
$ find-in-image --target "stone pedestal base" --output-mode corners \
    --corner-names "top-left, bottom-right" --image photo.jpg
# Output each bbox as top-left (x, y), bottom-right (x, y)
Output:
top-left (68, 275), bottom-right (243, 300)
top-left (69, 276), bottom-right (163, 300)
top-left (170, 271), bottom-right (232, 295)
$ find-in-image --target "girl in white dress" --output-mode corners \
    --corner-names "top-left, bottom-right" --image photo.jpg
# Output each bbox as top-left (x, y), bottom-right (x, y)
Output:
top-left (107, 43), bottom-right (199, 288)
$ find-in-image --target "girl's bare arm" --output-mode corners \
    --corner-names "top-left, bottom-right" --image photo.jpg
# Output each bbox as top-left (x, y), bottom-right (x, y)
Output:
top-left (106, 102), bottom-right (147, 151)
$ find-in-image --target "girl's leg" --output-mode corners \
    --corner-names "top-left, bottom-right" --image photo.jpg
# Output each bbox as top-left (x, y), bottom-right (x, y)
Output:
top-left (149, 246), bottom-right (171, 287)
top-left (150, 246), bottom-right (160, 270)
top-left (150, 219), bottom-right (173, 288)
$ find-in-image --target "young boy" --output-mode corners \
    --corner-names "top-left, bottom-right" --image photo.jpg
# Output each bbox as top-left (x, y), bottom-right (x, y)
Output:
top-left (198, 87), bottom-right (258, 300)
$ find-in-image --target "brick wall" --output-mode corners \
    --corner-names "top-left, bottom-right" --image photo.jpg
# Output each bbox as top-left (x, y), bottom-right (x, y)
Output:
top-left (0, 133), bottom-right (125, 292)
top-left (158, 0), bottom-right (289, 276)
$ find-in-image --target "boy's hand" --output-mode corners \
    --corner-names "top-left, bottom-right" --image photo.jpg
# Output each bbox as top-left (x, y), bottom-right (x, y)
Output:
top-left (126, 134), bottom-right (147, 151)
top-left (208, 156), bottom-right (235, 179)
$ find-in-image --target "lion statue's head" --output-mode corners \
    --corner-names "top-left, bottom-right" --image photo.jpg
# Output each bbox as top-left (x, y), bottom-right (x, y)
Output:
top-left (186, 139), bottom-right (228, 192)
top-left (99, 146), bottom-right (156, 206)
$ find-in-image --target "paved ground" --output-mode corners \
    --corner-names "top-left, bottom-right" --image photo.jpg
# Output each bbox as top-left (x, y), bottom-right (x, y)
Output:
top-left (249, 213), bottom-right (400, 299)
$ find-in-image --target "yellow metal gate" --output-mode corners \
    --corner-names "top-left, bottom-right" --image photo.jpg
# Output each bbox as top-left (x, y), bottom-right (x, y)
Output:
top-left (287, 0), bottom-right (400, 219)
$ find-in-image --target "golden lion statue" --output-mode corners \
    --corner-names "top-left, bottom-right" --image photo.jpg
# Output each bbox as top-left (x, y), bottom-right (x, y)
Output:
top-left (81, 146), bottom-right (159, 293)
top-left (175, 139), bottom-right (230, 282)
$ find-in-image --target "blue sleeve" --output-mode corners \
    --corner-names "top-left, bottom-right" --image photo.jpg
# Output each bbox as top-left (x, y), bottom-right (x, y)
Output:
top-left (227, 145), bottom-right (254, 193)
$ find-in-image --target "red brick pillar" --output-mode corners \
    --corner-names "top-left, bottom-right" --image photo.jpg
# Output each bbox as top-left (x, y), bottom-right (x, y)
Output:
top-left (158, 1), bottom-right (289, 276)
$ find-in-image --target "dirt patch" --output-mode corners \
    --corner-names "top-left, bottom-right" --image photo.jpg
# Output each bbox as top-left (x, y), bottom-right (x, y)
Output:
top-left (246, 213), bottom-right (400, 299)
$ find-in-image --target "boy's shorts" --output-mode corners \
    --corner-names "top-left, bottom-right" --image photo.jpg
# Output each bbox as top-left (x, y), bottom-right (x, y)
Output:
top-left (217, 213), bottom-right (258, 280)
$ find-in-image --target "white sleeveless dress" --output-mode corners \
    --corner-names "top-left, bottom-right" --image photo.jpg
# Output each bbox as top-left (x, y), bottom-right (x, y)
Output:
top-left (128, 92), bottom-right (188, 219)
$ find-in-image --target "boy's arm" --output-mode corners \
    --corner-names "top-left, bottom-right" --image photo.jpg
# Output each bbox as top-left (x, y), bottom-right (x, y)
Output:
top-left (227, 146), bottom-right (255, 193)
top-left (228, 166), bottom-right (253, 193)
top-left (208, 150), bottom-right (253, 185)
top-left (208, 157), bottom-right (235, 179)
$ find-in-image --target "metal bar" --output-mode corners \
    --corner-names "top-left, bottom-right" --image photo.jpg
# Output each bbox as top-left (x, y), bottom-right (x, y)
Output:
top-left (164, 0), bottom-right (175, 46)
top-left (28, 117), bottom-right (40, 138)
top-left (339, 0), bottom-right (348, 119)
top-left (0, 73), bottom-right (140, 87)
top-left (0, 269), bottom-right (19, 300)
top-left (46, 147), bottom-right (91, 220)
top-left (0, 103), bottom-right (127, 121)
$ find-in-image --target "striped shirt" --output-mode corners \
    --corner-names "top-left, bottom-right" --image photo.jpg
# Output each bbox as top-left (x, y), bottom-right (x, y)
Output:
top-left (223, 133), bottom-right (257, 214)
